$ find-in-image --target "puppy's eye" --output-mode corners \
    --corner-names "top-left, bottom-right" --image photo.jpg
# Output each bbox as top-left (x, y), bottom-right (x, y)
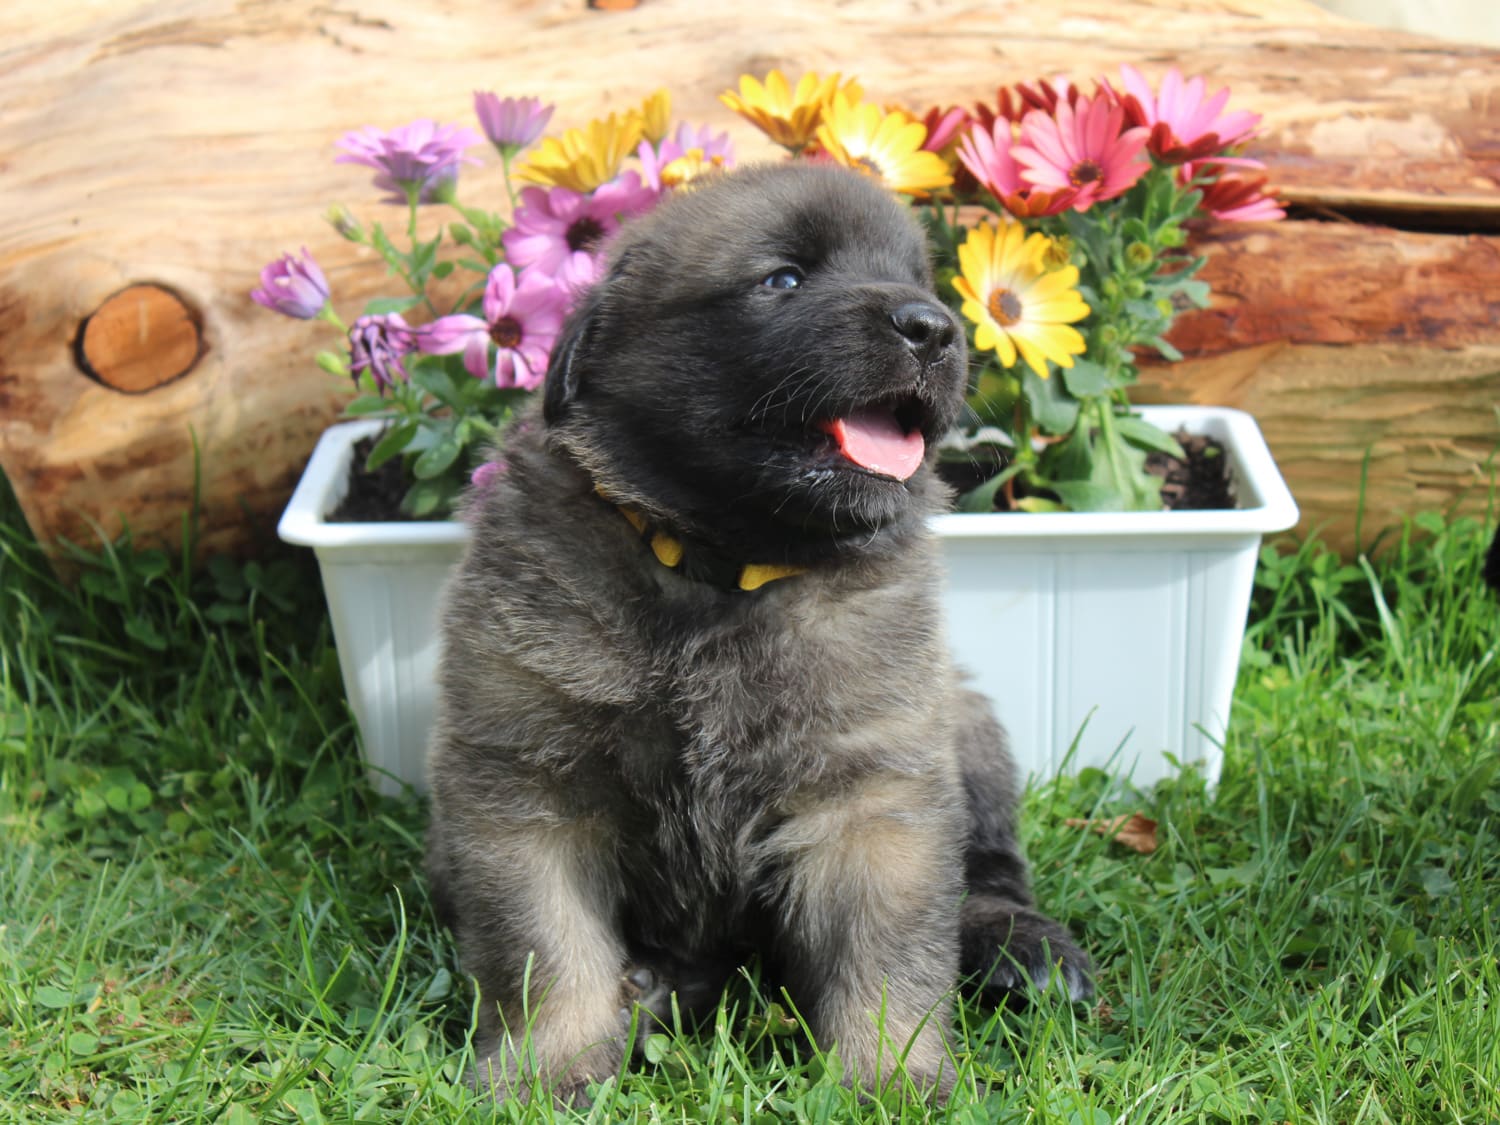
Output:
top-left (761, 267), bottom-right (804, 291)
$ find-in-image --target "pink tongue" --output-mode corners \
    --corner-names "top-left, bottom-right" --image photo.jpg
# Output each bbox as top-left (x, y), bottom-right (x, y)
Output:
top-left (823, 408), bottom-right (926, 481)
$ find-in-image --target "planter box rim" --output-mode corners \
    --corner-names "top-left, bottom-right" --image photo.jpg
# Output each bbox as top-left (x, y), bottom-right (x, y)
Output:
top-left (277, 418), bottom-right (469, 550)
top-left (278, 405), bottom-right (1297, 549)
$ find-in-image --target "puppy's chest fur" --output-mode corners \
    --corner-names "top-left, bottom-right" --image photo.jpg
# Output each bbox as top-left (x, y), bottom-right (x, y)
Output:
top-left (440, 435), bottom-right (957, 953)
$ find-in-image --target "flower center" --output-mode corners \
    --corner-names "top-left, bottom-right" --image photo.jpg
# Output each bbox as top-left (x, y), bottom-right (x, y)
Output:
top-left (566, 216), bottom-right (606, 253)
top-left (851, 155), bottom-right (884, 179)
top-left (987, 287), bottom-right (1024, 327)
top-left (491, 316), bottom-right (523, 349)
top-left (1069, 159), bottom-right (1103, 187)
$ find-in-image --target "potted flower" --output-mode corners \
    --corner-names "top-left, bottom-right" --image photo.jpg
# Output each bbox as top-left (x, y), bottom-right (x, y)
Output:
top-left (274, 70), bottom-right (1295, 795)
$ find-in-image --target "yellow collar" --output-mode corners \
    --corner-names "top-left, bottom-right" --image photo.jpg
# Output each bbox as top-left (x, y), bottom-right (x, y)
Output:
top-left (610, 500), bottom-right (807, 592)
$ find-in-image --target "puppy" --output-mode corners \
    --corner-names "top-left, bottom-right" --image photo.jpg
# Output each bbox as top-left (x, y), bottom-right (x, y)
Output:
top-left (425, 162), bottom-right (1090, 1103)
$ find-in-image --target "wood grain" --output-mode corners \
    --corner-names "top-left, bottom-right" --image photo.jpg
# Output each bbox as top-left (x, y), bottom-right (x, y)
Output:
top-left (77, 284), bottom-right (204, 393)
top-left (1, 0), bottom-right (1497, 559)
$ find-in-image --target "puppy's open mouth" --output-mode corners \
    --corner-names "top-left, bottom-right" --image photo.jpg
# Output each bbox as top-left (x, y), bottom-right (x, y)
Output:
top-left (813, 397), bottom-right (928, 482)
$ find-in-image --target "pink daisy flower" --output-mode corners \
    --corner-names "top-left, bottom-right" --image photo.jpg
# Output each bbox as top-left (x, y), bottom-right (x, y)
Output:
top-left (501, 171), bottom-right (657, 289)
top-left (1011, 94), bottom-right (1150, 212)
top-left (473, 93), bottom-right (554, 158)
top-left (417, 264), bottom-right (568, 390)
top-left (1114, 65), bottom-right (1263, 166)
top-left (348, 313), bottom-right (416, 392)
top-left (335, 120), bottom-right (483, 205)
top-left (250, 247), bottom-right (329, 320)
top-left (957, 119), bottom-right (1080, 218)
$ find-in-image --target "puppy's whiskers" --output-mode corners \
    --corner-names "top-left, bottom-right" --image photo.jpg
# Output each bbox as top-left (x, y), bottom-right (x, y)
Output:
top-left (747, 365), bottom-right (821, 426)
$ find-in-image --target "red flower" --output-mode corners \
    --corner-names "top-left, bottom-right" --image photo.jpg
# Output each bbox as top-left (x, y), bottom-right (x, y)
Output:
top-left (972, 77), bottom-right (1086, 132)
top-left (1182, 164), bottom-right (1285, 223)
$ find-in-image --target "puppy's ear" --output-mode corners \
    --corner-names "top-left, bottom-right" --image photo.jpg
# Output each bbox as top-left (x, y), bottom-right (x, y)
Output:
top-left (543, 286), bottom-right (599, 425)
top-left (544, 246), bottom-right (643, 424)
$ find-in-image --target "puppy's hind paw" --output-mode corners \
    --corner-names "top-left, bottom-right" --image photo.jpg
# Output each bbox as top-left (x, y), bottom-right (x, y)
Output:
top-left (960, 897), bottom-right (1093, 1004)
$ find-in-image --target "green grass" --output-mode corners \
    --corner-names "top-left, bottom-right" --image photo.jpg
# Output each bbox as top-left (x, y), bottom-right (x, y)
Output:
top-left (3, 472), bottom-right (1498, 1124)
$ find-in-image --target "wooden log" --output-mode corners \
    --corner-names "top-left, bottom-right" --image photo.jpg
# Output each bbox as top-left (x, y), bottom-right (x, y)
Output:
top-left (1, 0), bottom-right (1497, 561)
top-left (1139, 220), bottom-right (1500, 548)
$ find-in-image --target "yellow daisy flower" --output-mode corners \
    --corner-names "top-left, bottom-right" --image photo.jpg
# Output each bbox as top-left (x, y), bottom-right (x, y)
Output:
top-left (952, 220), bottom-right (1089, 378)
top-left (516, 110), bottom-right (645, 193)
top-left (659, 148), bottom-right (724, 189)
top-left (814, 93), bottom-right (954, 197)
top-left (639, 88), bottom-right (671, 145)
top-left (719, 69), bottom-right (861, 152)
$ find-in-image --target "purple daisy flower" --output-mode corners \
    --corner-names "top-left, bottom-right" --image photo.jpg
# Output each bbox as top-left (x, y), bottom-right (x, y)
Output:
top-left (417, 264), bottom-right (568, 391)
top-left (335, 120), bottom-right (483, 205)
top-left (250, 247), bottom-right (329, 320)
top-left (348, 313), bottom-right (416, 392)
top-left (501, 171), bottom-right (657, 288)
top-left (473, 93), bottom-right (554, 158)
top-left (636, 123), bottom-right (737, 192)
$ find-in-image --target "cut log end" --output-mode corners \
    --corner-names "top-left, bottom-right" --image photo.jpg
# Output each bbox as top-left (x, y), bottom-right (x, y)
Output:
top-left (74, 283), bottom-right (204, 394)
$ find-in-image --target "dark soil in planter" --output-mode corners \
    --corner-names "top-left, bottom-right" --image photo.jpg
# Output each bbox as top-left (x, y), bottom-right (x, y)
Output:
top-left (1147, 431), bottom-right (1236, 512)
top-left (938, 429), bottom-right (1235, 512)
top-left (330, 436), bottom-right (418, 523)
top-left (331, 428), bottom-right (1235, 522)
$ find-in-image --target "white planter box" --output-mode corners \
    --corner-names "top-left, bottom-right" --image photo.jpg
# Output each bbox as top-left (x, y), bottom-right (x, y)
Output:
top-left (279, 406), bottom-right (1296, 794)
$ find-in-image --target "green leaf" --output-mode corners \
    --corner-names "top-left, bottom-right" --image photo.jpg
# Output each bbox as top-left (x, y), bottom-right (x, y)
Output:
top-left (1177, 278), bottom-right (1212, 308)
top-left (410, 233), bottom-right (442, 278)
top-left (1114, 415), bottom-right (1187, 459)
top-left (1058, 358), bottom-right (1115, 398)
top-left (401, 476), bottom-right (458, 519)
top-left (125, 616), bottom-right (168, 652)
top-left (1051, 480), bottom-right (1128, 512)
top-left (431, 261), bottom-right (455, 280)
top-left (362, 295), bottom-right (422, 317)
top-left (34, 985), bottom-right (77, 1009)
top-left (1091, 408), bottom-right (1164, 510)
top-left (364, 420), bottom-right (418, 472)
top-left (1015, 495), bottom-right (1068, 513)
top-left (412, 438), bottom-right (462, 481)
top-left (956, 462), bottom-right (1025, 513)
top-left (1043, 428), bottom-right (1093, 483)
top-left (341, 395), bottom-right (393, 418)
top-left (409, 365), bottom-right (464, 411)
top-left (1022, 367), bottom-right (1080, 435)
top-left (1149, 335), bottom-right (1184, 362)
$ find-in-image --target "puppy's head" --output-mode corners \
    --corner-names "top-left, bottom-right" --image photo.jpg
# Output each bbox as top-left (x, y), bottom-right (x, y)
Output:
top-left (545, 162), bottom-right (967, 560)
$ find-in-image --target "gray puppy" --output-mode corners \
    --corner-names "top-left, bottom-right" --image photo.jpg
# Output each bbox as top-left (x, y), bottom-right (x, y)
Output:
top-left (425, 162), bottom-right (1090, 1103)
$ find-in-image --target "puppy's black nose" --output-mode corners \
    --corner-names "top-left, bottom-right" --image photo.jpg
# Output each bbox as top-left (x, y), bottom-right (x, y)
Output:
top-left (890, 300), bottom-right (957, 362)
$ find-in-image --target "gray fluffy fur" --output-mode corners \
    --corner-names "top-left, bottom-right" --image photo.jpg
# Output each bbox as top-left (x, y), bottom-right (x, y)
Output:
top-left (425, 162), bottom-right (1090, 1105)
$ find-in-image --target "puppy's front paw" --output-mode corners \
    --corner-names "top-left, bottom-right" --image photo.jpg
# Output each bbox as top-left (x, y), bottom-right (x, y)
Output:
top-left (619, 963), bottom-right (674, 1043)
top-left (960, 895), bottom-right (1093, 1003)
